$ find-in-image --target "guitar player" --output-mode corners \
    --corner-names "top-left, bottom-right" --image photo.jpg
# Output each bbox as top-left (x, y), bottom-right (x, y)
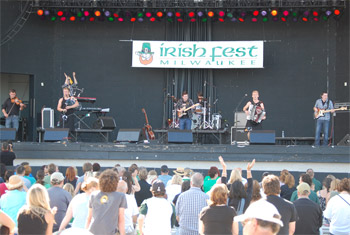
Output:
top-left (176, 91), bottom-right (194, 130)
top-left (313, 92), bottom-right (334, 146)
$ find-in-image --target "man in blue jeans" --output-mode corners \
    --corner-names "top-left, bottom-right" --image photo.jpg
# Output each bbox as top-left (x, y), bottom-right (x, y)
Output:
top-left (313, 92), bottom-right (334, 146)
top-left (2, 89), bottom-right (25, 131)
top-left (176, 91), bottom-right (195, 130)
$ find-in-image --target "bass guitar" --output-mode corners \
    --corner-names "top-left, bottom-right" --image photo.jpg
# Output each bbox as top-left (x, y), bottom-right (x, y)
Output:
top-left (177, 103), bottom-right (200, 118)
top-left (314, 107), bottom-right (347, 119)
top-left (142, 108), bottom-right (155, 140)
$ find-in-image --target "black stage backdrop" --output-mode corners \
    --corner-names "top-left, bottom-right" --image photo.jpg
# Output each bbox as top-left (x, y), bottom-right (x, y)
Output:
top-left (1, 2), bottom-right (349, 141)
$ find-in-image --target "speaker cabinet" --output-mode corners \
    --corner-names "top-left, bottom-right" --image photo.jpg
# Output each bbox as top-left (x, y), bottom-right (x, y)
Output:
top-left (93, 116), bottom-right (116, 130)
top-left (168, 129), bottom-right (193, 143)
top-left (41, 108), bottom-right (54, 129)
top-left (231, 127), bottom-right (248, 144)
top-left (0, 128), bottom-right (16, 141)
top-left (43, 128), bottom-right (69, 142)
top-left (337, 134), bottom-right (350, 146)
top-left (117, 129), bottom-right (141, 142)
top-left (250, 130), bottom-right (276, 144)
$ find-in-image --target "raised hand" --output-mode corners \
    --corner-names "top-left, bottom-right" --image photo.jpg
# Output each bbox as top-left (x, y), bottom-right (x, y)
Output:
top-left (247, 159), bottom-right (255, 171)
top-left (218, 156), bottom-right (226, 168)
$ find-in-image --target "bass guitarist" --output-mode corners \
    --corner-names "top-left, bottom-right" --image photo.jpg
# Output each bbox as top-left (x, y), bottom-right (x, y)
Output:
top-left (313, 92), bottom-right (334, 146)
top-left (176, 91), bottom-right (194, 130)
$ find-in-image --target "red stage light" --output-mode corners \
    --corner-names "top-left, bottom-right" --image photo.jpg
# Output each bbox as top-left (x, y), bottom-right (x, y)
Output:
top-left (118, 17), bottom-right (124, 22)
top-left (94, 10), bottom-right (101, 17)
top-left (175, 12), bottom-right (181, 17)
top-left (271, 10), bottom-right (278, 16)
top-left (69, 16), bottom-right (76, 21)
top-left (218, 11), bottom-right (225, 17)
top-left (282, 10), bottom-right (289, 16)
top-left (302, 17), bottom-right (308, 22)
top-left (190, 18), bottom-right (196, 22)
top-left (188, 12), bottom-right (195, 18)
top-left (60, 17), bottom-right (66, 21)
top-left (313, 17), bottom-right (319, 22)
top-left (252, 18), bottom-right (258, 22)
top-left (281, 17), bottom-right (287, 22)
top-left (150, 17), bottom-right (156, 22)
top-left (89, 17), bottom-right (95, 22)
top-left (113, 13), bottom-right (119, 18)
top-left (145, 12), bottom-right (152, 17)
top-left (84, 11), bottom-right (90, 17)
top-left (238, 18), bottom-right (244, 22)
top-left (207, 11), bottom-right (214, 17)
top-left (57, 11), bottom-right (64, 17)
top-left (218, 18), bottom-right (225, 22)
top-left (253, 10), bottom-right (259, 16)
top-left (37, 9), bottom-right (44, 16)
top-left (130, 17), bottom-right (136, 22)
top-left (334, 9), bottom-right (340, 15)
top-left (177, 18), bottom-right (183, 22)
top-left (156, 11), bottom-right (163, 18)
top-left (313, 11), bottom-right (319, 17)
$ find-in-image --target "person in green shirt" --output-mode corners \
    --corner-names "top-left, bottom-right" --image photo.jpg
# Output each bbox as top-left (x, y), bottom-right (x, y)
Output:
top-left (203, 167), bottom-right (221, 193)
top-left (290, 173), bottom-right (320, 204)
top-left (306, 168), bottom-right (322, 192)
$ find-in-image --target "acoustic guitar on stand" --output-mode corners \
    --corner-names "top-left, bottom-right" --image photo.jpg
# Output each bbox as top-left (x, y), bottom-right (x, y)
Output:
top-left (314, 107), bottom-right (347, 119)
top-left (177, 103), bottom-right (200, 118)
top-left (142, 108), bottom-right (155, 140)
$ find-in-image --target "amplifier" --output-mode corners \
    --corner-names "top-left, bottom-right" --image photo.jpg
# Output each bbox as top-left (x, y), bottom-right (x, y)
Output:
top-left (93, 117), bottom-right (116, 130)
top-left (41, 108), bottom-right (54, 129)
top-left (231, 127), bottom-right (248, 145)
top-left (250, 130), bottom-right (276, 144)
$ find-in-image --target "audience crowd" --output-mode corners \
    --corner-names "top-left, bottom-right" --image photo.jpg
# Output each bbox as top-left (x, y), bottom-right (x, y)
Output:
top-left (0, 142), bottom-right (349, 235)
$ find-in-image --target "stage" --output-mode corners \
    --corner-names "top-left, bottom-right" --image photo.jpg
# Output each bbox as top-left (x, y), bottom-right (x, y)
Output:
top-left (12, 141), bottom-right (350, 179)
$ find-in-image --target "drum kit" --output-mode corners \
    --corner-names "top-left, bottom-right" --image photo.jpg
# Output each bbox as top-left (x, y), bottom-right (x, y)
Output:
top-left (169, 96), bottom-right (222, 130)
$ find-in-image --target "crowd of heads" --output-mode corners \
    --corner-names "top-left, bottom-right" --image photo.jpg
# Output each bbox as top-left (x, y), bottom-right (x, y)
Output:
top-left (0, 157), bottom-right (349, 235)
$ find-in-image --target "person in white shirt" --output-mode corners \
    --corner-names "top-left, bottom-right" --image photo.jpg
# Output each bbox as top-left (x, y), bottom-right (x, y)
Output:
top-left (117, 180), bottom-right (139, 235)
top-left (166, 175), bottom-right (182, 202)
top-left (324, 178), bottom-right (350, 235)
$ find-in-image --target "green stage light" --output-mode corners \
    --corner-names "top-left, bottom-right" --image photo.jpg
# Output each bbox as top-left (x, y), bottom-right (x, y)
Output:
top-left (108, 17), bottom-right (114, 22)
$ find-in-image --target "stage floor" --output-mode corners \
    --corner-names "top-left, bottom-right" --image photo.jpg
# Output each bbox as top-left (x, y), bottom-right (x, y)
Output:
top-left (12, 142), bottom-right (350, 175)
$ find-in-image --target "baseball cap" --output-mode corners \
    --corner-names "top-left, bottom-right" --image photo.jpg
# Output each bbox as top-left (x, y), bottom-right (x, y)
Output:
top-left (297, 182), bottom-right (310, 194)
top-left (234, 199), bottom-right (283, 227)
top-left (151, 180), bottom-right (166, 193)
top-left (51, 172), bottom-right (64, 183)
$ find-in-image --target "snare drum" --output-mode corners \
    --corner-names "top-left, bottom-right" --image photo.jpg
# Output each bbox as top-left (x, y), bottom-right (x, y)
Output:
top-left (212, 113), bottom-right (222, 130)
top-left (195, 104), bottom-right (203, 114)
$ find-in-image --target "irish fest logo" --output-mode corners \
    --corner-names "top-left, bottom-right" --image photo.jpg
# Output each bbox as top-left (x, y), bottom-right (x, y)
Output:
top-left (135, 42), bottom-right (154, 65)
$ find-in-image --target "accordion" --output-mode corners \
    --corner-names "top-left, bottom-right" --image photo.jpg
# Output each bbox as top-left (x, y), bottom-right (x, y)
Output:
top-left (249, 105), bottom-right (266, 124)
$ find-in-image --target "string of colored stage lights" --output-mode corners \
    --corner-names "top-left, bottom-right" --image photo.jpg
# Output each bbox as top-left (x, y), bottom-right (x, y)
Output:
top-left (36, 8), bottom-right (344, 23)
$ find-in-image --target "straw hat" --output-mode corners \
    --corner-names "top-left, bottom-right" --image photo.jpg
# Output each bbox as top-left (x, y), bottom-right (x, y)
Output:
top-left (7, 175), bottom-right (24, 190)
top-left (173, 167), bottom-right (185, 176)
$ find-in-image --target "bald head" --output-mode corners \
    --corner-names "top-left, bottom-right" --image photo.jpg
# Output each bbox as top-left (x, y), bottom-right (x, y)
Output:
top-left (191, 172), bottom-right (204, 188)
top-left (117, 180), bottom-right (128, 193)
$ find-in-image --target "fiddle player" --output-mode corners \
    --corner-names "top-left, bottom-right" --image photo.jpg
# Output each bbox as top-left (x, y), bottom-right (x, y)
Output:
top-left (1, 89), bottom-right (26, 131)
top-left (57, 87), bottom-right (79, 133)
top-left (243, 90), bottom-right (266, 139)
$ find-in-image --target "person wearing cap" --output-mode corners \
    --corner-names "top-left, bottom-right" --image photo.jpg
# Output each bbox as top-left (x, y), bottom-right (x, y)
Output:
top-left (176, 172), bottom-right (209, 235)
top-left (59, 177), bottom-right (99, 231)
top-left (234, 199), bottom-right (283, 235)
top-left (262, 175), bottom-right (298, 235)
top-left (292, 182), bottom-right (323, 235)
top-left (47, 172), bottom-right (72, 232)
top-left (290, 173), bottom-right (320, 204)
top-left (158, 165), bottom-right (172, 186)
top-left (0, 175), bottom-right (26, 226)
top-left (138, 180), bottom-right (176, 235)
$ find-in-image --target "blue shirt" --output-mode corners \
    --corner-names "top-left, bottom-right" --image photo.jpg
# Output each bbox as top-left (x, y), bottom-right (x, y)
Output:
top-left (0, 190), bottom-right (27, 226)
top-left (176, 187), bottom-right (209, 235)
top-left (314, 99), bottom-right (334, 120)
top-left (158, 175), bottom-right (172, 186)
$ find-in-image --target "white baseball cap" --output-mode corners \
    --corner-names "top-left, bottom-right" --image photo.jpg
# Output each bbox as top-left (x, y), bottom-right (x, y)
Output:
top-left (234, 199), bottom-right (283, 227)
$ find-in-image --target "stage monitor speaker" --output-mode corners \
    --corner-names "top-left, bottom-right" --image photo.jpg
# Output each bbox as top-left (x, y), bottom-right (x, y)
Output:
top-left (93, 116), bottom-right (116, 130)
top-left (231, 127), bottom-right (248, 144)
top-left (168, 129), bottom-right (193, 143)
top-left (337, 134), bottom-right (350, 146)
top-left (117, 129), bottom-right (141, 142)
top-left (0, 128), bottom-right (16, 141)
top-left (41, 108), bottom-right (54, 129)
top-left (250, 130), bottom-right (276, 144)
top-left (43, 128), bottom-right (69, 142)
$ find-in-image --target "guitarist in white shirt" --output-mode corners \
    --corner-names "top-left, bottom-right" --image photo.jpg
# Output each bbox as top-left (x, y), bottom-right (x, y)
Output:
top-left (176, 91), bottom-right (195, 130)
top-left (313, 92), bottom-right (334, 146)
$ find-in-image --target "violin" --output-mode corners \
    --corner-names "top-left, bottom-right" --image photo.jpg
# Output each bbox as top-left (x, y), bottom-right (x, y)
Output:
top-left (11, 97), bottom-right (26, 107)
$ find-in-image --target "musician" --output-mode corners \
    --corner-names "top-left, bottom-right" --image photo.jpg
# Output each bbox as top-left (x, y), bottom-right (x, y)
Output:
top-left (313, 92), bottom-right (334, 146)
top-left (63, 72), bottom-right (79, 97)
top-left (243, 90), bottom-right (266, 137)
top-left (1, 89), bottom-right (25, 131)
top-left (57, 87), bottom-right (79, 133)
top-left (176, 91), bottom-right (194, 130)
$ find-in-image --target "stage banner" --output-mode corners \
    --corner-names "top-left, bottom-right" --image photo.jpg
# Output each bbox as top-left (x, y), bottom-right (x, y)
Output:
top-left (132, 40), bottom-right (263, 69)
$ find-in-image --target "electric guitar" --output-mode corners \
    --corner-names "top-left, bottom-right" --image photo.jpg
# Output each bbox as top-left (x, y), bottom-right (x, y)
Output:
top-left (177, 103), bottom-right (200, 118)
top-left (142, 108), bottom-right (155, 140)
top-left (314, 107), bottom-right (347, 119)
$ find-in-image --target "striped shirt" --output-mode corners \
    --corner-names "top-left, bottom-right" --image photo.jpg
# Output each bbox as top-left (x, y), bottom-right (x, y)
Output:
top-left (176, 187), bottom-right (209, 235)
